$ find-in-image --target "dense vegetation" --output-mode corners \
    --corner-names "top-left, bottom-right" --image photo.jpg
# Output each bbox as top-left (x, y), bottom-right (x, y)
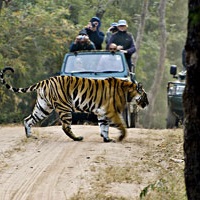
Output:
top-left (0, 0), bottom-right (187, 128)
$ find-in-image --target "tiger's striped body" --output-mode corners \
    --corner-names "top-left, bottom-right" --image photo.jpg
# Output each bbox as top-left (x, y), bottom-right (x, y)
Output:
top-left (0, 67), bottom-right (148, 142)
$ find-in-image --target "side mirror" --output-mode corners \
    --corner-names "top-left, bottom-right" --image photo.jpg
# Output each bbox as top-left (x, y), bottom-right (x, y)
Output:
top-left (170, 65), bottom-right (177, 76)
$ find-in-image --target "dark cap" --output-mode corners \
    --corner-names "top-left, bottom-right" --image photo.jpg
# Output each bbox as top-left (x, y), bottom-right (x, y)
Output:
top-left (79, 29), bottom-right (87, 35)
top-left (90, 16), bottom-right (100, 23)
top-left (90, 16), bottom-right (101, 28)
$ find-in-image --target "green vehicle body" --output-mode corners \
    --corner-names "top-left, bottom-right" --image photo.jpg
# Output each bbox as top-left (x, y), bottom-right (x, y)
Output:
top-left (166, 65), bottom-right (186, 128)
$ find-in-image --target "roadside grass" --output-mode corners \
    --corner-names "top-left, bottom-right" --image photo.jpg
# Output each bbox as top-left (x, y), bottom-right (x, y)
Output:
top-left (70, 129), bottom-right (187, 200)
top-left (140, 130), bottom-right (186, 200)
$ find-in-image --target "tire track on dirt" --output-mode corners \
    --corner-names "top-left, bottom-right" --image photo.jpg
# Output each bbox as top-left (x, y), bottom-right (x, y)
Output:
top-left (0, 126), bottom-right (99, 200)
top-left (26, 141), bottom-right (92, 199)
top-left (0, 125), bottom-right (185, 199)
top-left (0, 139), bottom-right (64, 199)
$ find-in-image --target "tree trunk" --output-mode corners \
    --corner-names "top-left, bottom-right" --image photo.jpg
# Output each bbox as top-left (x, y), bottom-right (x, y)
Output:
top-left (0, 0), bottom-right (3, 10)
top-left (132, 0), bottom-right (149, 66)
top-left (144, 0), bottom-right (167, 128)
top-left (183, 1), bottom-right (200, 199)
top-left (95, 0), bottom-right (115, 19)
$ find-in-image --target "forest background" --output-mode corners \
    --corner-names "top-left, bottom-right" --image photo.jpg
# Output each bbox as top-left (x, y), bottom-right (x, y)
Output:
top-left (0, 0), bottom-right (187, 128)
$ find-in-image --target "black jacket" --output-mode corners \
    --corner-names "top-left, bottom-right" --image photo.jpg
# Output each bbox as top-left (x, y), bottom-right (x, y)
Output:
top-left (107, 31), bottom-right (136, 58)
top-left (85, 28), bottom-right (105, 50)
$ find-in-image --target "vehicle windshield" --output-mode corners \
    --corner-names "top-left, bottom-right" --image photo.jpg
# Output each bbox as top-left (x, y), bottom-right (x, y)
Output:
top-left (174, 85), bottom-right (185, 95)
top-left (169, 84), bottom-right (185, 95)
top-left (63, 54), bottom-right (124, 73)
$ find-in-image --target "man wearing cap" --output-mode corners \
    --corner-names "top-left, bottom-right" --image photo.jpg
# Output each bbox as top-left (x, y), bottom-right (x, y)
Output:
top-left (69, 29), bottom-right (96, 52)
top-left (105, 22), bottom-right (118, 45)
top-left (106, 19), bottom-right (136, 71)
top-left (85, 17), bottom-right (105, 50)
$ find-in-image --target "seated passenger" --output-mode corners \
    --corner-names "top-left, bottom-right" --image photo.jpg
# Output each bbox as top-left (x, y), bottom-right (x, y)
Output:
top-left (97, 44), bottom-right (123, 72)
top-left (109, 43), bottom-right (117, 52)
top-left (69, 29), bottom-right (96, 52)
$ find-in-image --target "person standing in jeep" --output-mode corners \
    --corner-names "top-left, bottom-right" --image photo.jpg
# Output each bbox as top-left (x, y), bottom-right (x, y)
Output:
top-left (106, 20), bottom-right (136, 72)
top-left (105, 22), bottom-right (118, 45)
top-left (84, 17), bottom-right (105, 50)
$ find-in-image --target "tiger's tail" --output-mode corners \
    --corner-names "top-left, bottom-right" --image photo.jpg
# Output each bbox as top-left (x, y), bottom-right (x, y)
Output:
top-left (0, 67), bottom-right (37, 93)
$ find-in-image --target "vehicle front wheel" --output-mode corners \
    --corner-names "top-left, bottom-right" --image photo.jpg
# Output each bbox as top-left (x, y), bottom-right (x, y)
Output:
top-left (123, 103), bottom-right (136, 128)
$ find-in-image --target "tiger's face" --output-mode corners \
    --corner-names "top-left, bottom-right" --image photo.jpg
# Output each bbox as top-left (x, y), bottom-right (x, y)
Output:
top-left (135, 82), bottom-right (149, 109)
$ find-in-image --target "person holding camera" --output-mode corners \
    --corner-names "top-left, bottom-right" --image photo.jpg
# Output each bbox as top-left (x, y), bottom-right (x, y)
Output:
top-left (69, 29), bottom-right (96, 52)
top-left (84, 17), bottom-right (105, 50)
top-left (105, 22), bottom-right (118, 45)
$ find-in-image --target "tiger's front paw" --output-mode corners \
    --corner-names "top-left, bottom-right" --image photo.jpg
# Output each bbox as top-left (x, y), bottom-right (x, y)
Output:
top-left (74, 136), bottom-right (84, 141)
top-left (103, 138), bottom-right (115, 143)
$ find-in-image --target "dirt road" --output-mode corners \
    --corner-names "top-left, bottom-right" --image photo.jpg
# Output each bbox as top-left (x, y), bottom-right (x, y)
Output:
top-left (0, 125), bottom-right (184, 200)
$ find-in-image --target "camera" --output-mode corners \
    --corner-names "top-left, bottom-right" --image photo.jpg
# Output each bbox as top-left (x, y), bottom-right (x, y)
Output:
top-left (92, 22), bottom-right (98, 28)
top-left (77, 35), bottom-right (85, 40)
top-left (110, 26), bottom-right (118, 32)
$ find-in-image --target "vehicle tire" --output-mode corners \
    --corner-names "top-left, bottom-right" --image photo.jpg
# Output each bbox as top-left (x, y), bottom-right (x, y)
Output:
top-left (123, 103), bottom-right (136, 128)
top-left (166, 108), bottom-right (178, 129)
top-left (40, 111), bottom-right (61, 127)
top-left (130, 111), bottom-right (136, 128)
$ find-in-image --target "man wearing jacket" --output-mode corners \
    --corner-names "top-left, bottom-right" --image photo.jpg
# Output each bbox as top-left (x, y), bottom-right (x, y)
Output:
top-left (69, 29), bottom-right (95, 52)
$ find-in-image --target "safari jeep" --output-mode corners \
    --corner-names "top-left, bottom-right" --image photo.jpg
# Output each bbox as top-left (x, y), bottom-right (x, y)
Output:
top-left (166, 65), bottom-right (186, 128)
top-left (60, 50), bottom-right (138, 128)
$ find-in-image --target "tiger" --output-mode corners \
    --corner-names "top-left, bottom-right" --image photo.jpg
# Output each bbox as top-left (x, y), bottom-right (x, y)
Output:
top-left (0, 67), bottom-right (149, 142)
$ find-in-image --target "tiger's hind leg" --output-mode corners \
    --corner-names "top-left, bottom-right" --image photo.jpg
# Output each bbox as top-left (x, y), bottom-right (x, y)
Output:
top-left (97, 115), bottom-right (114, 143)
top-left (58, 110), bottom-right (83, 141)
top-left (24, 97), bottom-right (53, 138)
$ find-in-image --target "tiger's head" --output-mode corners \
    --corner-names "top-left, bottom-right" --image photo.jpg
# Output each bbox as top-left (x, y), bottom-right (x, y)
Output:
top-left (108, 78), bottom-right (149, 110)
top-left (135, 82), bottom-right (149, 109)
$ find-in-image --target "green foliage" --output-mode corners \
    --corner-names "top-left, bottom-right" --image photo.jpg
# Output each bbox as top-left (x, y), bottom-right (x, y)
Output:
top-left (136, 0), bottom-right (187, 128)
top-left (0, 0), bottom-right (76, 123)
top-left (140, 179), bottom-right (166, 199)
top-left (0, 0), bottom-right (187, 127)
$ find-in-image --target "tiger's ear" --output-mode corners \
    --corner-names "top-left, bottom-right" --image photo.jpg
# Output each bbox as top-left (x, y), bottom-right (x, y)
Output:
top-left (122, 81), bottom-right (137, 91)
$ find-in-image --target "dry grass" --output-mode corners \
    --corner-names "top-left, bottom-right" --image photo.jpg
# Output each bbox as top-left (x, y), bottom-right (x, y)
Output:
top-left (70, 129), bottom-right (187, 200)
top-left (138, 130), bottom-right (186, 200)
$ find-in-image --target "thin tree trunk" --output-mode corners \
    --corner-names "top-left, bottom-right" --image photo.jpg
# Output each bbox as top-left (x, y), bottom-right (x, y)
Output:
top-left (144, 0), bottom-right (167, 128)
top-left (133, 0), bottom-right (149, 66)
top-left (183, 1), bottom-right (200, 199)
